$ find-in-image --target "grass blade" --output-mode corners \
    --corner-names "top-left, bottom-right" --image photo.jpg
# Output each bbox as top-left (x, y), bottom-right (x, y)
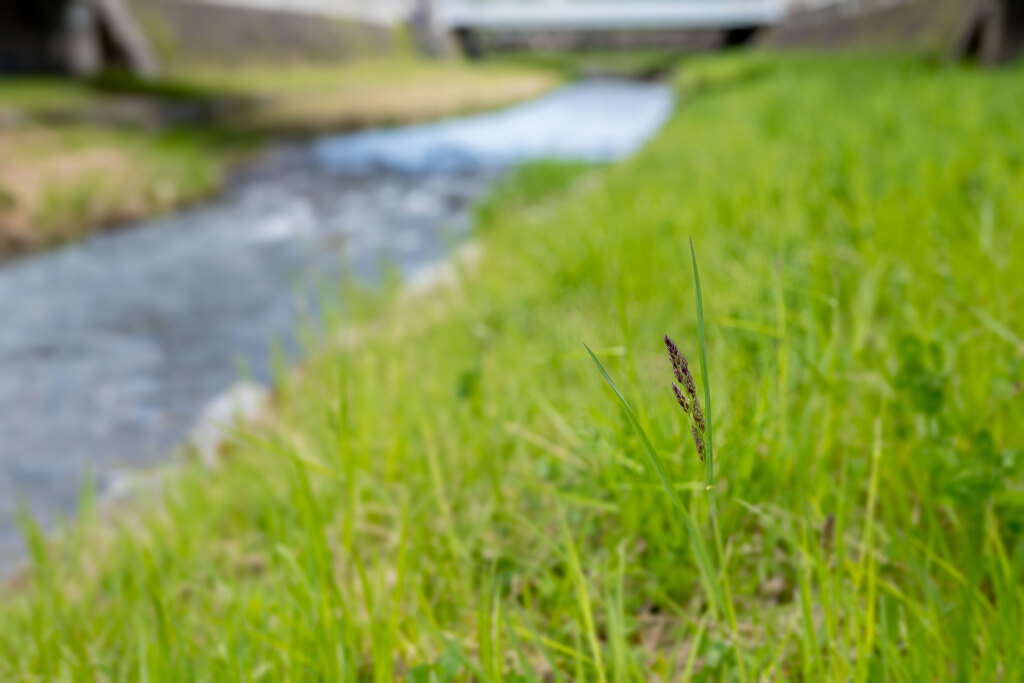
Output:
top-left (557, 499), bottom-right (607, 683)
top-left (690, 238), bottom-right (714, 489)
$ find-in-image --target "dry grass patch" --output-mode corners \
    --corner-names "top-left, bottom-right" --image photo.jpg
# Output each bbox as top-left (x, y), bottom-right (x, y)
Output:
top-left (0, 126), bottom-right (218, 256)
top-left (243, 71), bottom-right (556, 134)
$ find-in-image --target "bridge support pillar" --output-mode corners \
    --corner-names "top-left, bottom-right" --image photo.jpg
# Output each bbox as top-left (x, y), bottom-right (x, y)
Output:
top-left (0, 0), bottom-right (156, 77)
top-left (65, 0), bottom-right (103, 77)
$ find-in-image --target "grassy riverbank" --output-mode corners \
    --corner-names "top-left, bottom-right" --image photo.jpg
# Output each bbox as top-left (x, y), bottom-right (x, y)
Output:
top-left (2, 53), bottom-right (1022, 679)
top-left (0, 59), bottom-right (556, 258)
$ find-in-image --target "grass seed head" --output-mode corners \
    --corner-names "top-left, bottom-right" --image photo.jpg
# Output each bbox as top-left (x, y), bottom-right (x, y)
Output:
top-left (683, 369), bottom-right (697, 402)
top-left (692, 426), bottom-right (705, 462)
top-left (667, 333), bottom-right (705, 461)
top-left (692, 397), bottom-right (706, 434)
top-left (664, 334), bottom-right (686, 384)
top-left (821, 513), bottom-right (836, 553)
top-left (665, 334), bottom-right (697, 398)
top-left (672, 382), bottom-right (691, 414)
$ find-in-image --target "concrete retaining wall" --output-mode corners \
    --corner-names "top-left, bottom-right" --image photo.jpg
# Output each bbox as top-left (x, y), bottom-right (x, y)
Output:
top-left (130, 0), bottom-right (397, 67)
top-left (761, 0), bottom-right (1024, 63)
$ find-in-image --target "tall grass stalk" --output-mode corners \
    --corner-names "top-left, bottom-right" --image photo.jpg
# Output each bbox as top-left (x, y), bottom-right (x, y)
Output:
top-left (587, 240), bottom-right (748, 679)
top-left (689, 238), bottom-right (714, 492)
top-left (687, 239), bottom-right (745, 674)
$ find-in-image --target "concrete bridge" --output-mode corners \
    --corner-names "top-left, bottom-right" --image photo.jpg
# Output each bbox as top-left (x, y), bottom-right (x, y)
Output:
top-left (434, 0), bottom-right (1024, 63)
top-left (431, 0), bottom-right (786, 55)
top-left (435, 0), bottom-right (787, 31)
top-left (175, 0), bottom-right (413, 25)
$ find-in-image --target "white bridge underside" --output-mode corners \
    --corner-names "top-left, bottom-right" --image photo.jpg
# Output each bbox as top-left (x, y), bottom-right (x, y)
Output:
top-left (437, 1), bottom-right (789, 30)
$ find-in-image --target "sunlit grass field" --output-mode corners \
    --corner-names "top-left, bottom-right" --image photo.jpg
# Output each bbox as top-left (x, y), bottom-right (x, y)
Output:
top-left (1, 53), bottom-right (1022, 680)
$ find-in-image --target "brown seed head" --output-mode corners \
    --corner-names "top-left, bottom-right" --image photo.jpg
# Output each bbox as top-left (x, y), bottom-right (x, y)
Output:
top-left (692, 398), bottom-right (706, 434)
top-left (678, 352), bottom-right (690, 381)
top-left (664, 335), bottom-right (686, 384)
top-left (683, 367), bottom-right (697, 401)
top-left (672, 383), bottom-right (691, 414)
top-left (691, 426), bottom-right (705, 462)
top-left (821, 514), bottom-right (836, 553)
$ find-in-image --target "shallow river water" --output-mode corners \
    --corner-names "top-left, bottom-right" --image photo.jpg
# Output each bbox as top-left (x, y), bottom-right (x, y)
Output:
top-left (0, 79), bottom-right (673, 567)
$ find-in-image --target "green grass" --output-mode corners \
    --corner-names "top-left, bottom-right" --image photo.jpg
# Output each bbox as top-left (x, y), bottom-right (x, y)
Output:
top-left (2, 52), bottom-right (1023, 680)
top-left (0, 78), bottom-right (99, 117)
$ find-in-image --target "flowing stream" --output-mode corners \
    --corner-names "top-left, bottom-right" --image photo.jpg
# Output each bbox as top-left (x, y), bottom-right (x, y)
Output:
top-left (0, 79), bottom-right (673, 567)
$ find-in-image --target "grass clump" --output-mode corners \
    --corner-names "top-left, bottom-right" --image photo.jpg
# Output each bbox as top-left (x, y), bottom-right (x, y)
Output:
top-left (1, 52), bottom-right (1023, 680)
